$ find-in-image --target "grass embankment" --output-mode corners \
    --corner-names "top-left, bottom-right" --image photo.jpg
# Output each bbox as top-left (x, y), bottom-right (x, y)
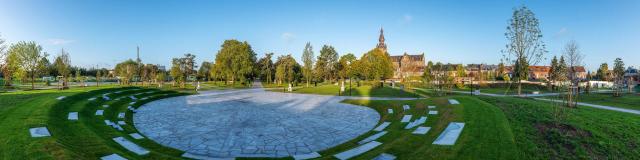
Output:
top-left (564, 93), bottom-right (640, 110)
top-left (0, 86), bottom-right (189, 159)
top-left (479, 96), bottom-right (640, 159)
top-left (268, 84), bottom-right (420, 98)
top-left (313, 96), bottom-right (518, 159)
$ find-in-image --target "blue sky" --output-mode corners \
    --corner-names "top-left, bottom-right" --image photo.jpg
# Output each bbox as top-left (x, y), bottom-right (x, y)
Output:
top-left (0, 0), bottom-right (638, 71)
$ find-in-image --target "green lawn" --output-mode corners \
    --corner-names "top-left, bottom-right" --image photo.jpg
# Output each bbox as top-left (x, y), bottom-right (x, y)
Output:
top-left (313, 96), bottom-right (518, 159)
top-left (269, 85), bottom-right (420, 98)
top-left (479, 96), bottom-right (640, 159)
top-left (572, 93), bottom-right (640, 110)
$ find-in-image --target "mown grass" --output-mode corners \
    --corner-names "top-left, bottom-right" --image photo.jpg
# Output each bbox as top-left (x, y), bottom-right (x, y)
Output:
top-left (312, 96), bottom-right (518, 159)
top-left (269, 85), bottom-right (419, 98)
top-left (478, 96), bottom-right (640, 159)
top-left (567, 93), bottom-right (640, 110)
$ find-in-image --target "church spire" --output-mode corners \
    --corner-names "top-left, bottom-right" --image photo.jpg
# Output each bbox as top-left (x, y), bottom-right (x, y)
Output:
top-left (376, 27), bottom-right (387, 52)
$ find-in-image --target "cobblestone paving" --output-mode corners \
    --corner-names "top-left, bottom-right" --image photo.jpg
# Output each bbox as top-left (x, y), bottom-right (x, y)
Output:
top-left (134, 89), bottom-right (380, 158)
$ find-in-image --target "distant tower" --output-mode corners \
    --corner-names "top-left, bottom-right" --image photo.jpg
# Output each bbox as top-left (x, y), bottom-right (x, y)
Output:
top-left (136, 46), bottom-right (141, 64)
top-left (376, 27), bottom-right (387, 53)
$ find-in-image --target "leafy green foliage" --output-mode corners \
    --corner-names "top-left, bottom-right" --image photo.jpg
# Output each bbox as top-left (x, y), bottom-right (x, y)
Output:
top-left (213, 40), bottom-right (257, 85)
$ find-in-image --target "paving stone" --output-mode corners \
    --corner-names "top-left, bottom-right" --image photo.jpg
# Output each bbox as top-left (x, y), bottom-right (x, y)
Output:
top-left (129, 102), bottom-right (135, 105)
top-left (428, 106), bottom-right (436, 109)
top-left (357, 131), bottom-right (387, 144)
top-left (103, 105), bottom-right (109, 108)
top-left (100, 153), bottom-right (127, 160)
top-left (373, 153), bottom-right (396, 160)
top-left (400, 115), bottom-right (412, 123)
top-left (118, 112), bottom-right (125, 119)
top-left (118, 121), bottom-right (126, 125)
top-left (404, 116), bottom-right (426, 129)
top-left (448, 99), bottom-right (460, 104)
top-left (112, 137), bottom-right (149, 155)
top-left (134, 88), bottom-right (379, 158)
top-left (373, 122), bottom-right (391, 131)
top-left (96, 110), bottom-right (104, 116)
top-left (293, 152), bottom-right (321, 160)
top-left (88, 97), bottom-right (97, 101)
top-left (56, 96), bottom-right (66, 100)
top-left (387, 108), bottom-right (393, 114)
top-left (412, 127), bottom-right (431, 135)
top-left (68, 112), bottom-right (78, 120)
top-left (29, 127), bottom-right (51, 137)
top-left (334, 141), bottom-right (382, 160)
top-left (433, 122), bottom-right (465, 145)
top-left (402, 105), bottom-right (410, 111)
top-left (428, 111), bottom-right (438, 115)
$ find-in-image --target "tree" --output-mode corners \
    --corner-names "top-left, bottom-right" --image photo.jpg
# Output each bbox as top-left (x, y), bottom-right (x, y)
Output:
top-left (53, 49), bottom-right (71, 89)
top-left (548, 56), bottom-right (559, 90)
top-left (613, 58), bottom-right (625, 96)
top-left (315, 45), bottom-right (339, 83)
top-left (274, 54), bottom-right (300, 85)
top-left (197, 61), bottom-right (212, 81)
top-left (156, 71), bottom-right (166, 88)
top-left (358, 48), bottom-right (393, 83)
top-left (503, 6), bottom-right (548, 95)
top-left (75, 69), bottom-right (84, 87)
top-left (114, 59), bottom-right (138, 85)
top-left (596, 63), bottom-right (609, 81)
top-left (256, 53), bottom-right (274, 84)
top-left (170, 58), bottom-right (184, 87)
top-left (301, 42), bottom-right (314, 87)
top-left (213, 40), bottom-right (257, 85)
top-left (8, 41), bottom-right (47, 89)
top-left (455, 64), bottom-right (466, 89)
top-left (337, 53), bottom-right (356, 81)
top-left (497, 62), bottom-right (505, 80)
top-left (423, 61), bottom-right (434, 87)
top-left (96, 69), bottom-right (102, 87)
top-left (562, 40), bottom-right (584, 107)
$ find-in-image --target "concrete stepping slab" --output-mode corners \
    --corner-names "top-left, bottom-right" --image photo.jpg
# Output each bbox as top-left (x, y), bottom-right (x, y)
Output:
top-left (103, 96), bottom-right (110, 101)
top-left (129, 96), bottom-right (137, 100)
top-left (428, 111), bottom-right (438, 115)
top-left (100, 153), bottom-right (127, 160)
top-left (400, 115), bottom-right (412, 123)
top-left (29, 127), bottom-right (51, 137)
top-left (428, 106), bottom-right (436, 109)
top-left (433, 122), bottom-right (465, 145)
top-left (129, 133), bottom-right (144, 140)
top-left (128, 102), bottom-right (135, 105)
top-left (112, 137), bottom-right (149, 155)
top-left (387, 108), bottom-right (393, 114)
top-left (181, 152), bottom-right (232, 160)
top-left (88, 97), bottom-right (97, 101)
top-left (103, 105), bottom-right (109, 108)
top-left (293, 152), bottom-right (321, 160)
top-left (113, 124), bottom-right (124, 131)
top-left (96, 110), bottom-right (104, 116)
top-left (118, 121), bottom-right (126, 125)
top-left (402, 105), bottom-right (410, 111)
top-left (117, 112), bottom-right (125, 119)
top-left (373, 153), bottom-right (396, 160)
top-left (334, 141), bottom-right (382, 160)
top-left (373, 122), bottom-right (391, 131)
top-left (404, 116), bottom-right (427, 129)
top-left (412, 127), bottom-right (431, 135)
top-left (56, 96), bottom-right (66, 100)
top-left (105, 120), bottom-right (114, 126)
top-left (358, 131), bottom-right (387, 145)
top-left (448, 99), bottom-right (460, 104)
top-left (68, 112), bottom-right (78, 120)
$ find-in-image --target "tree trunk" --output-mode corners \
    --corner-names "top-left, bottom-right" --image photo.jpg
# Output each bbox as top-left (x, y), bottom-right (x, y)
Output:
top-left (518, 80), bottom-right (522, 95)
top-left (31, 75), bottom-right (35, 89)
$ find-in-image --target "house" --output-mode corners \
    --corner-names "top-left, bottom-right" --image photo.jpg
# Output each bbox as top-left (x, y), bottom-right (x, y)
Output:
top-left (375, 28), bottom-right (426, 80)
top-left (529, 66), bottom-right (550, 80)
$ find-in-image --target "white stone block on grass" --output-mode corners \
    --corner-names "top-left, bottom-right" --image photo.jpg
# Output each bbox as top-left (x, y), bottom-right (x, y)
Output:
top-left (112, 137), bottom-right (150, 155)
top-left (88, 97), bottom-right (97, 101)
top-left (129, 133), bottom-right (144, 140)
top-left (103, 96), bottom-right (110, 101)
top-left (118, 121), bottom-right (126, 125)
top-left (334, 141), bottom-right (382, 160)
top-left (29, 127), bottom-right (51, 137)
top-left (412, 127), bottom-right (431, 135)
top-left (402, 105), bottom-right (410, 111)
top-left (117, 112), bottom-right (125, 119)
top-left (433, 122), bottom-right (465, 145)
top-left (100, 153), bottom-right (127, 160)
top-left (448, 99), bottom-right (460, 105)
top-left (373, 153), bottom-right (396, 160)
top-left (428, 111), bottom-right (438, 115)
top-left (68, 112), bottom-right (78, 120)
top-left (56, 96), bottom-right (66, 100)
top-left (113, 124), bottom-right (124, 131)
top-left (129, 96), bottom-right (137, 100)
top-left (129, 102), bottom-right (135, 105)
top-left (405, 116), bottom-right (427, 129)
top-left (400, 115), bottom-right (412, 123)
top-left (387, 108), bottom-right (393, 114)
top-left (103, 105), bottom-right (109, 108)
top-left (105, 120), bottom-right (114, 126)
top-left (428, 106), bottom-right (436, 109)
top-left (96, 110), bottom-right (104, 116)
top-left (358, 131), bottom-right (387, 145)
top-left (293, 152), bottom-right (321, 160)
top-left (373, 122), bottom-right (391, 131)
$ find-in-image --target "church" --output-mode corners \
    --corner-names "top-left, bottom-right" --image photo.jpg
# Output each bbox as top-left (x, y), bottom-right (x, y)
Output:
top-left (376, 28), bottom-right (426, 80)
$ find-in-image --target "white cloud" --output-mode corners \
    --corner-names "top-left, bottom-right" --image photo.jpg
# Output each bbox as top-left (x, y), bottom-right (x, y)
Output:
top-left (554, 27), bottom-right (569, 38)
top-left (400, 14), bottom-right (413, 24)
top-left (281, 32), bottom-right (295, 43)
top-left (47, 38), bottom-right (74, 45)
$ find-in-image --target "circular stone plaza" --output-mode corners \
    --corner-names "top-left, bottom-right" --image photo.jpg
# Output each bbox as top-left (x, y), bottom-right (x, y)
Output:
top-left (133, 87), bottom-right (381, 158)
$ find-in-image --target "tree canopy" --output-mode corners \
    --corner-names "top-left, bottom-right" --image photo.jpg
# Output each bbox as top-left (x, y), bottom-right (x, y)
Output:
top-left (213, 40), bottom-right (257, 85)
